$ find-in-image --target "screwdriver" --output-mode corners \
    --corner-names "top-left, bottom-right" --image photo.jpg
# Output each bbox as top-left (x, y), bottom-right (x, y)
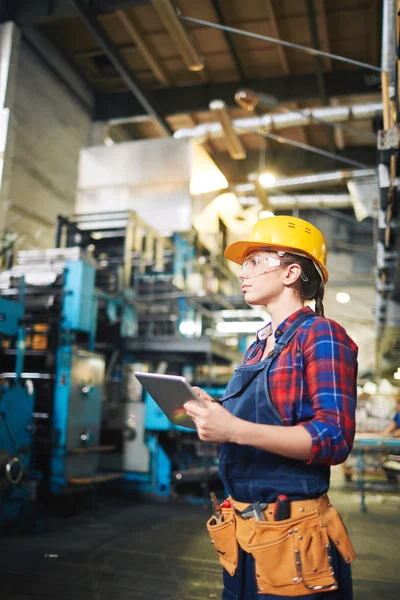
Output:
top-left (274, 494), bottom-right (291, 521)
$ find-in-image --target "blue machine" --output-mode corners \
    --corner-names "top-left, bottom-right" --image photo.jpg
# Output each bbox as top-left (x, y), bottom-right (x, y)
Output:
top-left (0, 251), bottom-right (118, 498)
top-left (0, 279), bottom-right (35, 526)
top-left (122, 386), bottom-right (225, 499)
top-left (0, 210), bottom-right (240, 506)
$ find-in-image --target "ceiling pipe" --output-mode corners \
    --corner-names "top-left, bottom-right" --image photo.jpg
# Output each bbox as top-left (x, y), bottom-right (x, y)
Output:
top-left (173, 102), bottom-right (383, 141)
top-left (234, 168), bottom-right (377, 193)
top-left (239, 194), bottom-right (353, 210)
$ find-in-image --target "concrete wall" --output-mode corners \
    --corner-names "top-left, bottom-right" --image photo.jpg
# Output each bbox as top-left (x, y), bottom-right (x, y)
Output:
top-left (2, 29), bottom-right (92, 251)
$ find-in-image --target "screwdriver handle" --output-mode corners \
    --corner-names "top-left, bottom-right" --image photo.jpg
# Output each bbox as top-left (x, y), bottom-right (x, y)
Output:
top-left (274, 494), bottom-right (290, 521)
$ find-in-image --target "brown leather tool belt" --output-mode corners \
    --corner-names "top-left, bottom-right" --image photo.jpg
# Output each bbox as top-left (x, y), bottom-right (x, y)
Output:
top-left (206, 494), bottom-right (356, 597)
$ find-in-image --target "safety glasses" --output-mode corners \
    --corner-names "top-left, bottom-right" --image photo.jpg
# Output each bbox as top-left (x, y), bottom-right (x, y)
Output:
top-left (240, 254), bottom-right (282, 274)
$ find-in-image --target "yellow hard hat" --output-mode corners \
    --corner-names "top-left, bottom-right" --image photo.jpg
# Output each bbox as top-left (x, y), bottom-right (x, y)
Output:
top-left (224, 215), bottom-right (328, 283)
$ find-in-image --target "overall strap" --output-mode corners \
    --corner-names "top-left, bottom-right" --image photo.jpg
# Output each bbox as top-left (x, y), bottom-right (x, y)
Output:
top-left (273, 312), bottom-right (317, 356)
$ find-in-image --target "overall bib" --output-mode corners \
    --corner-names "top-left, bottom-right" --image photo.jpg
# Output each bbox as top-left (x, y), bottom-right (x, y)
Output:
top-left (216, 312), bottom-right (353, 600)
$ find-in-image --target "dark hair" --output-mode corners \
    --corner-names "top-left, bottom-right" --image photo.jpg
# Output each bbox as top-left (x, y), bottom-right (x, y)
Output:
top-left (279, 252), bottom-right (325, 317)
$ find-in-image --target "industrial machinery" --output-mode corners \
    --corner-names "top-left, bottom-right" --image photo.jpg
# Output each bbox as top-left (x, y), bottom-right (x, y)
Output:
top-left (0, 248), bottom-right (116, 498)
top-left (0, 210), bottom-right (242, 509)
top-left (0, 278), bottom-right (35, 526)
top-left (56, 211), bottom-right (239, 499)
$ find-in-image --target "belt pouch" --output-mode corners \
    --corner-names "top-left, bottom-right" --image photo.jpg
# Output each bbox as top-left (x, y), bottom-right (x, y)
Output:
top-left (243, 510), bottom-right (339, 596)
top-left (206, 508), bottom-right (238, 576)
top-left (324, 507), bottom-right (356, 565)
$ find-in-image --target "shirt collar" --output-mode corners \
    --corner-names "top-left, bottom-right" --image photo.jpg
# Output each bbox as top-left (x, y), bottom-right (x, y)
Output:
top-left (256, 306), bottom-right (315, 341)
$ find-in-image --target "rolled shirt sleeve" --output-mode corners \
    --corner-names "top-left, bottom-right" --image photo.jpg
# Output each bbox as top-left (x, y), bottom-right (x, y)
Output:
top-left (300, 319), bottom-right (358, 465)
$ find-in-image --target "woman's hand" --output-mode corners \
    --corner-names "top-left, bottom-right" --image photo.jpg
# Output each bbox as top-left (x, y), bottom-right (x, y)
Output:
top-left (184, 386), bottom-right (238, 442)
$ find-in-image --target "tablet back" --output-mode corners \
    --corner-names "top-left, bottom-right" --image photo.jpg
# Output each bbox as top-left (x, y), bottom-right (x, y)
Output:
top-left (134, 372), bottom-right (201, 430)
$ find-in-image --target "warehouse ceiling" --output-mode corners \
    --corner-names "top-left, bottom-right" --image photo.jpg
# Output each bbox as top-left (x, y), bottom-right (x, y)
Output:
top-left (0, 0), bottom-right (389, 379)
top-left (2, 0), bottom-right (382, 183)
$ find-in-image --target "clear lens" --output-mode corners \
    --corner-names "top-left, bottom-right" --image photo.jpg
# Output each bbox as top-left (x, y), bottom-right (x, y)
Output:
top-left (240, 254), bottom-right (281, 274)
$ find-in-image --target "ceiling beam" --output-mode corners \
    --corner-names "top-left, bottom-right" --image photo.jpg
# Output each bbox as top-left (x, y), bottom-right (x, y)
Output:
top-left (95, 68), bottom-right (378, 120)
top-left (210, 145), bottom-right (377, 183)
top-left (262, 0), bottom-right (290, 75)
top-left (115, 9), bottom-right (170, 86)
top-left (210, 0), bottom-right (246, 81)
top-left (314, 0), bottom-right (332, 71)
top-left (2, 0), bottom-right (152, 25)
top-left (71, 0), bottom-right (172, 135)
top-left (369, 0), bottom-right (380, 66)
top-left (329, 97), bottom-right (346, 150)
top-left (305, 0), bottom-right (335, 152)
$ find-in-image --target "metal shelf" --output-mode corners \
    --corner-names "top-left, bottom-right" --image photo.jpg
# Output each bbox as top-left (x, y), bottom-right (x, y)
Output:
top-left (120, 336), bottom-right (242, 365)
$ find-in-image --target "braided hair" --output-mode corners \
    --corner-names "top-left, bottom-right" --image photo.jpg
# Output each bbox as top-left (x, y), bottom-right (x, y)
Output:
top-left (279, 252), bottom-right (325, 317)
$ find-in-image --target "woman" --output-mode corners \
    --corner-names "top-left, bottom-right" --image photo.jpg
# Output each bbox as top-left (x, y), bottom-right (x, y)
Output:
top-left (184, 215), bottom-right (358, 600)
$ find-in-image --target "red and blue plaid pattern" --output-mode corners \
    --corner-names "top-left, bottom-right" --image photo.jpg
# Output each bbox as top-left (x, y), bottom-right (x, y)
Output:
top-left (243, 307), bottom-right (358, 465)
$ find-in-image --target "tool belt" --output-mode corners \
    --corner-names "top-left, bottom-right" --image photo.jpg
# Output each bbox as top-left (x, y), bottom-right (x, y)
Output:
top-left (206, 494), bottom-right (356, 596)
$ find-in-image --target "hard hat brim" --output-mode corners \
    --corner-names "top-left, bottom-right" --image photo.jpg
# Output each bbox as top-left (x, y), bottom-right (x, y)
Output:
top-left (224, 240), bottom-right (329, 283)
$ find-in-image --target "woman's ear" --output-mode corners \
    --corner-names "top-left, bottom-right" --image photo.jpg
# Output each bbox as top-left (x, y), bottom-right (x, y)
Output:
top-left (282, 262), bottom-right (302, 286)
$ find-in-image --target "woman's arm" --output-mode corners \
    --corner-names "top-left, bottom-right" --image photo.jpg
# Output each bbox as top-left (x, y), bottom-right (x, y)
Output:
top-left (382, 421), bottom-right (397, 436)
top-left (184, 319), bottom-right (358, 465)
top-left (298, 319), bottom-right (358, 465)
top-left (183, 393), bottom-right (313, 460)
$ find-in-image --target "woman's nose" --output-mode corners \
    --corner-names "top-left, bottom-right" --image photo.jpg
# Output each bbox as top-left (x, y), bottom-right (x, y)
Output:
top-left (238, 269), bottom-right (248, 281)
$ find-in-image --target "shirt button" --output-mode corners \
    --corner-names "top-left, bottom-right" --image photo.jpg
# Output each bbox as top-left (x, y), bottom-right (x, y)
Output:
top-left (267, 351), bottom-right (274, 357)
top-left (295, 351), bottom-right (301, 357)
top-left (275, 329), bottom-right (282, 336)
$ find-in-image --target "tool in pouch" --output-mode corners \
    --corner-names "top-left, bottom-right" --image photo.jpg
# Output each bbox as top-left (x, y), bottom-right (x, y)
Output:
top-left (274, 494), bottom-right (291, 521)
top-left (207, 494), bottom-right (238, 576)
top-left (210, 491), bottom-right (224, 524)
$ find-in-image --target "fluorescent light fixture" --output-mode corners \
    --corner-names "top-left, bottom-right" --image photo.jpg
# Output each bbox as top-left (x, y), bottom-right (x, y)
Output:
top-left (219, 309), bottom-right (268, 319)
top-left (216, 321), bottom-right (266, 334)
top-left (209, 100), bottom-right (246, 160)
top-left (151, 0), bottom-right (205, 72)
top-left (259, 172), bottom-right (276, 187)
top-left (179, 320), bottom-right (197, 336)
top-left (336, 292), bottom-right (350, 304)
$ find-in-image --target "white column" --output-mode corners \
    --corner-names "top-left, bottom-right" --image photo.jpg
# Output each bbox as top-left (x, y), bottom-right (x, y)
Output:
top-left (0, 22), bottom-right (21, 237)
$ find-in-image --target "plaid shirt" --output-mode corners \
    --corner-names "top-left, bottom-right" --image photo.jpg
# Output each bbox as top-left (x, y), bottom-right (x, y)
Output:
top-left (243, 307), bottom-right (358, 466)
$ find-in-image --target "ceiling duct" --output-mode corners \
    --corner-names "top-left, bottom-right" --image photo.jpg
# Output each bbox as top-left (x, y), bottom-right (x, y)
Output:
top-left (173, 102), bottom-right (383, 141)
top-left (235, 169), bottom-right (377, 194)
top-left (238, 193), bottom-right (353, 210)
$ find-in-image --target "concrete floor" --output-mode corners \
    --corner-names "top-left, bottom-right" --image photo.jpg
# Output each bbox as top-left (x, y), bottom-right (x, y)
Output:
top-left (0, 469), bottom-right (399, 600)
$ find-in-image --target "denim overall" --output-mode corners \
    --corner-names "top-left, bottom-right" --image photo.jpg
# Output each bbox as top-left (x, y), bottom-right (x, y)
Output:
top-left (218, 312), bottom-right (353, 600)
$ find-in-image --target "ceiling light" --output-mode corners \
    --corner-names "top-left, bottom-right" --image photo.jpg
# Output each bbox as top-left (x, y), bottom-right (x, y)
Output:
top-left (336, 292), bottom-right (350, 304)
top-left (234, 88), bottom-right (279, 112)
top-left (259, 172), bottom-right (276, 187)
top-left (394, 371), bottom-right (400, 380)
top-left (151, 0), bottom-right (205, 72)
top-left (209, 100), bottom-right (246, 160)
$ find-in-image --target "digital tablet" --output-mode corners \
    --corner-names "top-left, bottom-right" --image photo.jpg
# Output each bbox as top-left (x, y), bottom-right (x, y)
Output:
top-left (134, 372), bottom-right (205, 430)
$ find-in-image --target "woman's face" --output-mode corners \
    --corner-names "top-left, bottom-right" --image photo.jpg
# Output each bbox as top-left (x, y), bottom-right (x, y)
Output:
top-left (238, 250), bottom-right (285, 306)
